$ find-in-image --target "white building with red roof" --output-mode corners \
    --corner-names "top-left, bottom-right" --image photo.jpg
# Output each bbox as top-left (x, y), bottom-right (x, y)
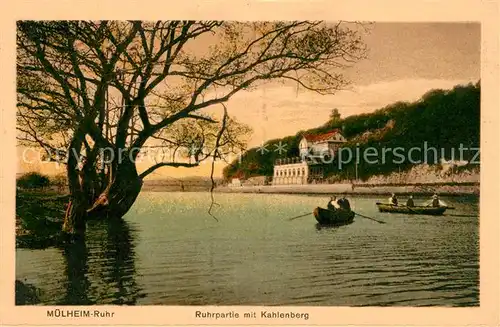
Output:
top-left (299, 129), bottom-right (346, 159)
top-left (273, 129), bottom-right (347, 185)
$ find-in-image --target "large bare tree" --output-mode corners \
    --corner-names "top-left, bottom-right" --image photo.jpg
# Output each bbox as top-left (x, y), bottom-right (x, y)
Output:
top-left (17, 20), bottom-right (367, 239)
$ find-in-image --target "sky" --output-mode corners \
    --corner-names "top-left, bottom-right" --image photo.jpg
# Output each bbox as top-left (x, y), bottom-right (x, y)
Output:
top-left (18, 22), bottom-right (481, 179)
top-left (225, 22), bottom-right (480, 145)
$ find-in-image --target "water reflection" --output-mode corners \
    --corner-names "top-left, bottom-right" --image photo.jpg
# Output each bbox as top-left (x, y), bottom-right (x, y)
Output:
top-left (58, 219), bottom-right (143, 305)
top-left (59, 237), bottom-right (93, 305)
top-left (17, 193), bottom-right (479, 306)
top-left (314, 222), bottom-right (352, 231)
top-left (100, 219), bottom-right (143, 304)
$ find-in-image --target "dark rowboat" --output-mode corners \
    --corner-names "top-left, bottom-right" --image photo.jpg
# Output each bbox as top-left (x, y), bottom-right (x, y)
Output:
top-left (313, 207), bottom-right (355, 226)
top-left (376, 202), bottom-right (447, 215)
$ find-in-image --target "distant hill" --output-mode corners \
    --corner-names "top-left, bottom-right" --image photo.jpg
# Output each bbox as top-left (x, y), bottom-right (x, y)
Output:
top-left (223, 81), bottom-right (480, 181)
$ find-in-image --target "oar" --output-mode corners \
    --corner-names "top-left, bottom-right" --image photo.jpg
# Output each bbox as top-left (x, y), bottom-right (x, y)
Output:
top-left (288, 212), bottom-right (312, 221)
top-left (406, 206), bottom-right (419, 215)
top-left (353, 211), bottom-right (386, 224)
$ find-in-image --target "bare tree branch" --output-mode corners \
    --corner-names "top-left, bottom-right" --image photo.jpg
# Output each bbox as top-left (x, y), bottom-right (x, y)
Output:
top-left (16, 20), bottom-right (367, 227)
top-left (139, 161), bottom-right (199, 179)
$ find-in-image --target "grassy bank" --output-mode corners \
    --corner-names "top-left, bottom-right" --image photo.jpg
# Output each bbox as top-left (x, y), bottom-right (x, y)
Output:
top-left (16, 190), bottom-right (69, 249)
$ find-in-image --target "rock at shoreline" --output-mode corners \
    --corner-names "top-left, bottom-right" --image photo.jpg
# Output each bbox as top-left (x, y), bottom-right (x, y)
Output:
top-left (15, 280), bottom-right (42, 305)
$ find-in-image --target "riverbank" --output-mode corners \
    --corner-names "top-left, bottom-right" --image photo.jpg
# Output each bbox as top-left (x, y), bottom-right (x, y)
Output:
top-left (216, 182), bottom-right (480, 196)
top-left (16, 191), bottom-right (68, 249)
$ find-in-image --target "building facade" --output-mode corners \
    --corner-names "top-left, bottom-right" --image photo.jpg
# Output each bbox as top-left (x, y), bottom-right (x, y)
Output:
top-left (299, 129), bottom-right (346, 159)
top-left (273, 130), bottom-right (347, 185)
top-left (229, 178), bottom-right (242, 187)
top-left (273, 158), bottom-right (309, 185)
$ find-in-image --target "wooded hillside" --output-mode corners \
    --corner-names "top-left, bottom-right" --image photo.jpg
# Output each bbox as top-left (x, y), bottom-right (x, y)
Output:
top-left (223, 82), bottom-right (480, 181)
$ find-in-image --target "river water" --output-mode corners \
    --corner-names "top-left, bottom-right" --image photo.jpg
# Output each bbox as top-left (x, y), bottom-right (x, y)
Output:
top-left (16, 192), bottom-right (479, 306)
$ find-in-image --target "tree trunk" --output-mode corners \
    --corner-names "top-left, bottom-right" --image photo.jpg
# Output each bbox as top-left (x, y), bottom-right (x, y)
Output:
top-left (62, 195), bottom-right (88, 238)
top-left (62, 134), bottom-right (87, 239)
top-left (63, 150), bottom-right (143, 240)
top-left (86, 154), bottom-right (143, 220)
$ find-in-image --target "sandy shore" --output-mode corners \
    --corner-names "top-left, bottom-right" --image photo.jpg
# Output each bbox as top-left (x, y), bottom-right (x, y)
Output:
top-left (215, 183), bottom-right (479, 196)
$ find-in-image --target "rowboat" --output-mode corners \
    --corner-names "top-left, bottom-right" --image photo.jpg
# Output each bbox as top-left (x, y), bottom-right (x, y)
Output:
top-left (376, 202), bottom-right (447, 215)
top-left (313, 207), bottom-right (355, 225)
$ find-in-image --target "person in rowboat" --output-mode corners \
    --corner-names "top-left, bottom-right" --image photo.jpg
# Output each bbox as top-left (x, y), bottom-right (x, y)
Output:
top-left (406, 195), bottom-right (415, 207)
top-left (431, 194), bottom-right (440, 207)
top-left (388, 193), bottom-right (398, 206)
top-left (327, 196), bottom-right (340, 211)
top-left (423, 193), bottom-right (448, 207)
top-left (338, 194), bottom-right (351, 211)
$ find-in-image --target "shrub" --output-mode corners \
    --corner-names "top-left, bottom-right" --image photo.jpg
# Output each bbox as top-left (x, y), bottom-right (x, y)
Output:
top-left (16, 172), bottom-right (50, 189)
top-left (50, 174), bottom-right (68, 191)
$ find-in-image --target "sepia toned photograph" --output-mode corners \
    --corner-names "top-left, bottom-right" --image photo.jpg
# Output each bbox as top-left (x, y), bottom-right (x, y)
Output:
top-left (14, 19), bottom-right (482, 310)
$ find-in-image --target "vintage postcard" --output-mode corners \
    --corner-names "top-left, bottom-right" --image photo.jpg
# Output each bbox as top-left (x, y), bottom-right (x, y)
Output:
top-left (1, 0), bottom-right (499, 326)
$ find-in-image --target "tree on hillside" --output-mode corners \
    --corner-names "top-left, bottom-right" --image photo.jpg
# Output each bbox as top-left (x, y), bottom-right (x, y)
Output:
top-left (329, 108), bottom-right (341, 122)
top-left (17, 20), bottom-right (367, 239)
